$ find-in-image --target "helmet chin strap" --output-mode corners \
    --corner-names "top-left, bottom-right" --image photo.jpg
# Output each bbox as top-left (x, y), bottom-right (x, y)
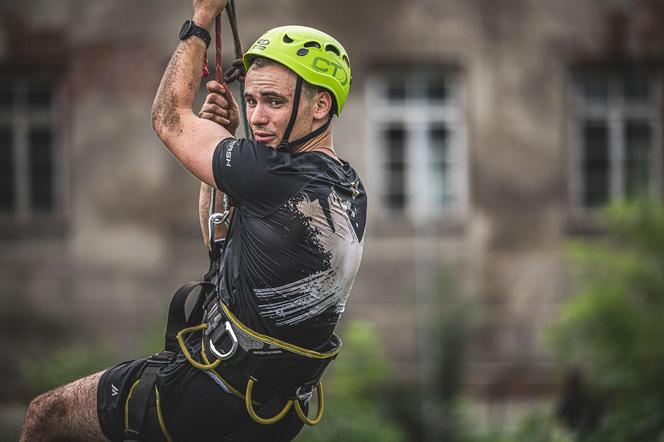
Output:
top-left (277, 76), bottom-right (333, 152)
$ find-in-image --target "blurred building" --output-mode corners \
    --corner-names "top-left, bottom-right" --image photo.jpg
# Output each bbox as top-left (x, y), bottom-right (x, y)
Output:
top-left (1, 0), bottom-right (663, 433)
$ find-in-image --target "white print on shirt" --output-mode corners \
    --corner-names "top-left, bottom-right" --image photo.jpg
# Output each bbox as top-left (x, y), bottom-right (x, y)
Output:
top-left (225, 139), bottom-right (238, 167)
top-left (254, 189), bottom-right (364, 326)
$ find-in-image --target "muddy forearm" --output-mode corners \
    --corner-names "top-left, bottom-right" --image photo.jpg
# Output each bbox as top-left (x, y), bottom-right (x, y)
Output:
top-left (151, 9), bottom-right (215, 137)
top-left (151, 41), bottom-right (204, 137)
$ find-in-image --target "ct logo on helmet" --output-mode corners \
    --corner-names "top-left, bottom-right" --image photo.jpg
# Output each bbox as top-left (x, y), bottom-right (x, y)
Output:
top-left (311, 57), bottom-right (349, 86)
top-left (254, 39), bottom-right (270, 50)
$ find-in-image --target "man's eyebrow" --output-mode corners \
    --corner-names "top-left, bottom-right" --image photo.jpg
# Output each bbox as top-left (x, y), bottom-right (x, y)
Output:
top-left (244, 90), bottom-right (289, 100)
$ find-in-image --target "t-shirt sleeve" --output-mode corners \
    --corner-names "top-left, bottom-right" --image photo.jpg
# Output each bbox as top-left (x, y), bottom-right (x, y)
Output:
top-left (212, 138), bottom-right (310, 215)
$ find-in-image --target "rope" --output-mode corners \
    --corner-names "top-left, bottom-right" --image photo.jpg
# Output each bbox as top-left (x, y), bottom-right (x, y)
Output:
top-left (208, 13), bottom-right (224, 227)
top-left (176, 323), bottom-right (222, 370)
top-left (206, 2), bottom-right (254, 249)
top-left (215, 14), bottom-right (222, 84)
top-left (224, 0), bottom-right (251, 139)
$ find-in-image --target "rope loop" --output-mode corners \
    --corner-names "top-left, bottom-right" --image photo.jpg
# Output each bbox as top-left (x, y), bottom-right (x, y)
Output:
top-left (176, 323), bottom-right (222, 370)
top-left (222, 58), bottom-right (246, 84)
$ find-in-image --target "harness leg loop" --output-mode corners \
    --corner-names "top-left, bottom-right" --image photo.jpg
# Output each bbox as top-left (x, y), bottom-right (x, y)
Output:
top-left (294, 383), bottom-right (325, 426)
top-left (245, 378), bottom-right (294, 425)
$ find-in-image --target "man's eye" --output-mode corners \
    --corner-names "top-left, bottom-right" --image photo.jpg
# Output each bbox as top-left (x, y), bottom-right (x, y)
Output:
top-left (269, 99), bottom-right (281, 106)
top-left (246, 98), bottom-right (257, 106)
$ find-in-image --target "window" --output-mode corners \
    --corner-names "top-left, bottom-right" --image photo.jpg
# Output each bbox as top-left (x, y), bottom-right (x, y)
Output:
top-left (368, 67), bottom-right (468, 222)
top-left (0, 72), bottom-right (65, 220)
top-left (570, 67), bottom-right (663, 208)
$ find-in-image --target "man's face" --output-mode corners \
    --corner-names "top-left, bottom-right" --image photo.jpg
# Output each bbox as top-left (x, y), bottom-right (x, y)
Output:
top-left (243, 62), bottom-right (315, 148)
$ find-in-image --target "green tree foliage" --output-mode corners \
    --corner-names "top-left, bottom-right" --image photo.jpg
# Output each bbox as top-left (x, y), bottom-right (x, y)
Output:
top-left (548, 197), bottom-right (664, 441)
top-left (470, 408), bottom-right (572, 442)
top-left (297, 321), bottom-right (406, 442)
top-left (21, 341), bottom-right (120, 395)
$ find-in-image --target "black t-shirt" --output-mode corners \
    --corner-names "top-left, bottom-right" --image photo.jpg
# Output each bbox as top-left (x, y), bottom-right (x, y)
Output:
top-left (212, 138), bottom-right (367, 349)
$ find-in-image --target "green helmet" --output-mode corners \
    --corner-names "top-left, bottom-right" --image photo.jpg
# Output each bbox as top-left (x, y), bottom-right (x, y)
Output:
top-left (243, 25), bottom-right (351, 115)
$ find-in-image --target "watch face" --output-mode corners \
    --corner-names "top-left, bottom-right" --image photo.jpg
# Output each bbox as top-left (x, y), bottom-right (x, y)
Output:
top-left (179, 20), bottom-right (194, 40)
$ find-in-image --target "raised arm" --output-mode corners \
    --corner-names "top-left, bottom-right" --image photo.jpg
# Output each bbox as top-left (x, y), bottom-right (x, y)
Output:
top-left (151, 0), bottom-right (231, 187)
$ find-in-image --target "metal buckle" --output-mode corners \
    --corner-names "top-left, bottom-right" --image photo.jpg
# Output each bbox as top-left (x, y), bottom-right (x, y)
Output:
top-left (208, 211), bottom-right (229, 250)
top-left (208, 320), bottom-right (239, 360)
top-left (296, 384), bottom-right (315, 401)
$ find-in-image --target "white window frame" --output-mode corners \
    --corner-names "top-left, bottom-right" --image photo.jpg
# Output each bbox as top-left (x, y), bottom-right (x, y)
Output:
top-left (0, 73), bottom-right (67, 222)
top-left (366, 67), bottom-right (469, 225)
top-left (569, 68), bottom-right (663, 210)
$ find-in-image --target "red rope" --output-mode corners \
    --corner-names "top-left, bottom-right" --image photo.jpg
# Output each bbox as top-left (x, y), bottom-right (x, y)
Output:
top-left (215, 14), bottom-right (222, 83)
top-left (201, 14), bottom-right (223, 79)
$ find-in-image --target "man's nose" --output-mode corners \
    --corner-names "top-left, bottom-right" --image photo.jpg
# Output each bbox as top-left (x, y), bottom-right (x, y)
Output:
top-left (249, 103), bottom-right (269, 126)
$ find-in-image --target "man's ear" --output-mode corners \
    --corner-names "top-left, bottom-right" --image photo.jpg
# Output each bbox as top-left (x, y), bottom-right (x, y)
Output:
top-left (313, 90), bottom-right (333, 121)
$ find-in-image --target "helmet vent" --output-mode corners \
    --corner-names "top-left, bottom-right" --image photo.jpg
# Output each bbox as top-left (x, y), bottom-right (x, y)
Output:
top-left (283, 34), bottom-right (294, 43)
top-left (342, 55), bottom-right (350, 67)
top-left (303, 41), bottom-right (321, 49)
top-left (325, 44), bottom-right (341, 56)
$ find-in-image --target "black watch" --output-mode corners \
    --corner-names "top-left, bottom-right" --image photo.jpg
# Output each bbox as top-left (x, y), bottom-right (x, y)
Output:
top-left (179, 20), bottom-right (211, 47)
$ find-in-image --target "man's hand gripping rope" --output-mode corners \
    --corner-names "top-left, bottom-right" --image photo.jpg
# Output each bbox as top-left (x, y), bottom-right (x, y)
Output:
top-left (199, 81), bottom-right (240, 135)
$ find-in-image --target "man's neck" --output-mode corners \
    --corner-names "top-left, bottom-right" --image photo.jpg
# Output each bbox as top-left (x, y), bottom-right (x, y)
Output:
top-left (291, 124), bottom-right (340, 162)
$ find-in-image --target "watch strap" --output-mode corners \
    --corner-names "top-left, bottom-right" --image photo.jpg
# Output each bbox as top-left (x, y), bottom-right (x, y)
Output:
top-left (180, 20), bottom-right (211, 48)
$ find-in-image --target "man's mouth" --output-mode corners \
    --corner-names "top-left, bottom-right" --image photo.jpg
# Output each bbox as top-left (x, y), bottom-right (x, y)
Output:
top-left (254, 132), bottom-right (276, 144)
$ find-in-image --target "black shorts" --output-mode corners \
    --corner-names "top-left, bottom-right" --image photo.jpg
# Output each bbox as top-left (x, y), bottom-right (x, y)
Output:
top-left (97, 350), bottom-right (305, 442)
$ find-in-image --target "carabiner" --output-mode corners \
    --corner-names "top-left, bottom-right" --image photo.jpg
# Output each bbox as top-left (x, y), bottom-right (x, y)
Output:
top-left (208, 320), bottom-right (239, 360)
top-left (208, 211), bottom-right (229, 250)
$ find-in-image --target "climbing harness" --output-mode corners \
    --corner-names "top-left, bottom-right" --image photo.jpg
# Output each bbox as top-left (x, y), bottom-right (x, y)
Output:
top-left (124, 8), bottom-right (343, 441)
top-left (176, 283), bottom-right (340, 427)
top-left (123, 279), bottom-right (340, 440)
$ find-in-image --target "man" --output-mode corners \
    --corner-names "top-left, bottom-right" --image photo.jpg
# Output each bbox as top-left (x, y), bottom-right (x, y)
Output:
top-left (19, 0), bottom-right (366, 440)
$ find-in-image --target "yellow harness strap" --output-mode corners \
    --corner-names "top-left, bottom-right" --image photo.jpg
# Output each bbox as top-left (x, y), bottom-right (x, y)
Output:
top-left (176, 316), bottom-right (329, 426)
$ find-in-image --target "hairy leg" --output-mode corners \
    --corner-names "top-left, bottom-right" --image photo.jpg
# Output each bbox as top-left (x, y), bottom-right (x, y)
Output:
top-left (19, 370), bottom-right (109, 442)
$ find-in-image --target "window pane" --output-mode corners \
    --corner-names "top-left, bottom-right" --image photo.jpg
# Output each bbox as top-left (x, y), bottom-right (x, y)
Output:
top-left (0, 80), bottom-right (12, 111)
top-left (386, 75), bottom-right (406, 102)
top-left (578, 73), bottom-right (609, 104)
top-left (384, 125), bottom-right (406, 210)
top-left (426, 75), bottom-right (448, 102)
top-left (0, 126), bottom-right (15, 211)
top-left (29, 127), bottom-right (54, 211)
top-left (430, 125), bottom-right (448, 163)
top-left (624, 119), bottom-right (651, 195)
top-left (622, 71), bottom-right (650, 104)
top-left (28, 81), bottom-right (54, 111)
top-left (582, 121), bottom-right (609, 207)
top-left (429, 125), bottom-right (451, 207)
